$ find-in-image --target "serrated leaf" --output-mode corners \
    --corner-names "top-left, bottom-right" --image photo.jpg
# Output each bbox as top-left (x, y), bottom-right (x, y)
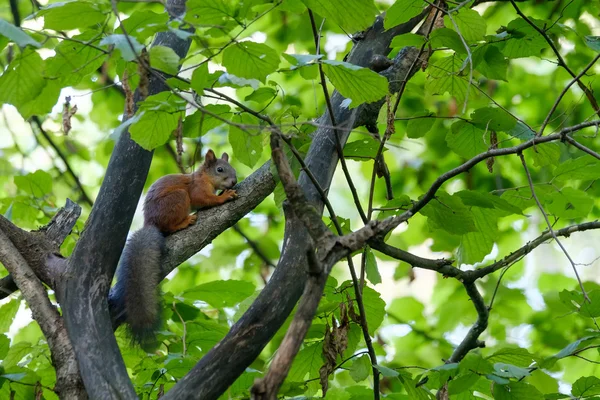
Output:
top-left (100, 34), bottom-right (144, 62)
top-left (553, 155), bottom-right (600, 182)
top-left (374, 364), bottom-right (399, 377)
top-left (384, 0), bottom-right (426, 30)
top-left (0, 300), bottom-right (19, 334)
top-left (0, 50), bottom-right (46, 115)
top-left (186, 0), bottom-right (233, 25)
top-left (544, 187), bottom-right (593, 219)
top-left (426, 54), bottom-right (469, 104)
top-left (117, 10), bottom-right (169, 41)
top-left (149, 45), bottom-right (180, 75)
top-left (446, 120), bottom-right (488, 159)
top-left (361, 285), bottom-right (386, 335)
top-left (47, 31), bottom-right (106, 86)
top-left (228, 115), bottom-right (264, 168)
top-left (498, 18), bottom-right (547, 59)
top-left (0, 20), bottom-right (40, 48)
top-left (349, 354), bottom-right (371, 382)
top-left (365, 247), bottom-right (381, 285)
top-left (524, 142), bottom-right (560, 167)
top-left (190, 62), bottom-right (210, 95)
top-left (322, 60), bottom-right (388, 107)
top-left (429, 28), bottom-right (466, 54)
top-left (457, 207), bottom-right (498, 264)
top-left (471, 107), bottom-right (516, 132)
top-left (572, 376), bottom-right (600, 397)
top-left (493, 381), bottom-right (543, 400)
top-left (473, 45), bottom-right (508, 81)
top-left (585, 36), bottom-right (600, 52)
top-left (302, 0), bottom-right (378, 32)
top-left (14, 170), bottom-right (52, 198)
top-left (3, 342), bottom-right (31, 368)
top-left (287, 342), bottom-right (323, 382)
top-left (129, 110), bottom-right (180, 150)
top-left (182, 280), bottom-right (256, 308)
top-left (36, 1), bottom-right (106, 31)
top-left (183, 105), bottom-right (231, 137)
top-left (283, 53), bottom-right (322, 67)
top-left (448, 372), bottom-right (479, 394)
top-left (445, 8), bottom-right (486, 43)
top-left (508, 120), bottom-right (536, 140)
top-left (486, 347), bottom-right (536, 368)
top-left (456, 190), bottom-right (521, 215)
top-left (420, 191), bottom-right (477, 235)
top-left (343, 137), bottom-right (386, 160)
top-left (245, 87), bottom-right (277, 103)
top-left (222, 41), bottom-right (280, 82)
top-left (493, 363), bottom-right (531, 379)
top-left (0, 334), bottom-right (9, 361)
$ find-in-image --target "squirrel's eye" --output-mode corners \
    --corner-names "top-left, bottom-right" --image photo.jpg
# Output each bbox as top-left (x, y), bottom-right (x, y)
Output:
top-left (217, 167), bottom-right (224, 173)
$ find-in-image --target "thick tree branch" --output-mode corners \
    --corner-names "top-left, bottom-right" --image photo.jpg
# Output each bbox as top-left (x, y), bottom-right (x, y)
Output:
top-left (56, 1), bottom-right (192, 398)
top-left (0, 230), bottom-right (85, 399)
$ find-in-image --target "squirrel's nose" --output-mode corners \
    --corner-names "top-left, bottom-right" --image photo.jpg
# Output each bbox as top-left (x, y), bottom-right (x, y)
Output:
top-left (232, 177), bottom-right (238, 186)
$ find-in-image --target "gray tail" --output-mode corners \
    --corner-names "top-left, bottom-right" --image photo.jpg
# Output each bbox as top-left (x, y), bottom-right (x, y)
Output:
top-left (112, 225), bottom-right (165, 348)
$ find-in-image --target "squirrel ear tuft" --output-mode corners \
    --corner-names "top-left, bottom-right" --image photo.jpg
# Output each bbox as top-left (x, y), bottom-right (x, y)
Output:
top-left (205, 149), bottom-right (216, 164)
top-left (221, 152), bottom-right (229, 162)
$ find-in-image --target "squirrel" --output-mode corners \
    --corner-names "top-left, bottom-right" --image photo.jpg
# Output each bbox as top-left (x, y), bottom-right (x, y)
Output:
top-left (110, 149), bottom-right (238, 348)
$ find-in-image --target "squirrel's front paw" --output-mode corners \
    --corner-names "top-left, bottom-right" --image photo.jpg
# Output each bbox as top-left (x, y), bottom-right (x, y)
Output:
top-left (223, 189), bottom-right (238, 201)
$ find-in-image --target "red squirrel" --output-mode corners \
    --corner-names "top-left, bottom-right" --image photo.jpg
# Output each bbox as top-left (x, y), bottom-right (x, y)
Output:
top-left (111, 149), bottom-right (237, 347)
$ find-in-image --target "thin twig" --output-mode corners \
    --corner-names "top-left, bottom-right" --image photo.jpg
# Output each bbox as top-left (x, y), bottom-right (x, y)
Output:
top-left (518, 152), bottom-right (589, 301)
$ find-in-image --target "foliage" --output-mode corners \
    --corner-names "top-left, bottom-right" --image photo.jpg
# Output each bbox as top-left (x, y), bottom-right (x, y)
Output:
top-left (1, 0), bottom-right (600, 399)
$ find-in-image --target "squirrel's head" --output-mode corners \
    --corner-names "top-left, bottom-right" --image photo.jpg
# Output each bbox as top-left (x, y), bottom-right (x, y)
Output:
top-left (203, 149), bottom-right (238, 190)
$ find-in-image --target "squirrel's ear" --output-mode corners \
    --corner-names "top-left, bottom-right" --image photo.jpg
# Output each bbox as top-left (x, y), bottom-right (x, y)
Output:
top-left (221, 152), bottom-right (229, 162)
top-left (205, 149), bottom-right (216, 164)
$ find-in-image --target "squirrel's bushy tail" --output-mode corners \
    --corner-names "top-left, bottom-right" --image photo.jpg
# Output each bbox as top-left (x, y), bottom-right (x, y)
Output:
top-left (112, 225), bottom-right (165, 348)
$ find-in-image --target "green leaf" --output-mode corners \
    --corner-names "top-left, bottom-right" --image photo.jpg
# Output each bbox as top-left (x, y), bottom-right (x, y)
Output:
top-left (0, 334), bottom-right (9, 361)
top-left (493, 381), bottom-right (543, 400)
top-left (182, 280), bottom-right (256, 308)
top-left (186, 0), bottom-right (234, 25)
top-left (446, 120), bottom-right (488, 159)
top-left (129, 110), bottom-right (180, 150)
top-left (486, 347), bottom-right (537, 368)
top-left (287, 342), bottom-right (323, 382)
top-left (585, 36), bottom-right (600, 52)
top-left (572, 376), bottom-right (600, 397)
top-left (3, 342), bottom-right (31, 368)
top-left (460, 353), bottom-right (494, 375)
top-left (445, 8), bottom-right (486, 43)
top-left (0, 299), bottom-right (19, 334)
top-left (46, 31), bottom-right (106, 86)
top-left (361, 285), bottom-right (386, 335)
top-left (0, 50), bottom-right (46, 115)
top-left (498, 18), bottom-right (547, 59)
top-left (426, 54), bottom-right (469, 104)
top-left (100, 34), bottom-right (144, 62)
top-left (544, 187), bottom-right (593, 219)
top-left (321, 60), bottom-right (388, 107)
top-left (343, 137), bottom-right (386, 161)
top-left (183, 104), bottom-right (231, 137)
top-left (407, 112), bottom-right (435, 138)
top-left (456, 190), bottom-right (522, 215)
top-left (349, 354), bottom-right (371, 382)
top-left (245, 87), bottom-right (277, 103)
top-left (553, 155), bottom-right (600, 182)
top-left (492, 363), bottom-right (531, 380)
top-left (473, 45), bottom-right (508, 81)
top-left (36, 1), bottom-right (106, 30)
top-left (429, 28), bottom-right (466, 54)
top-left (384, 0), bottom-right (426, 30)
top-left (222, 41), bottom-right (280, 82)
top-left (524, 142), bottom-right (560, 167)
top-left (373, 364), bottom-right (399, 377)
top-left (302, 0), bottom-right (378, 32)
top-left (508, 120), bottom-right (536, 140)
top-left (390, 33), bottom-right (426, 49)
top-left (448, 372), bottom-right (479, 394)
top-left (118, 10), bottom-right (169, 41)
top-left (420, 191), bottom-right (477, 235)
top-left (14, 170), bottom-right (52, 198)
top-left (0, 20), bottom-right (40, 48)
top-left (228, 115), bottom-right (264, 168)
top-left (365, 247), bottom-right (381, 285)
top-left (190, 63), bottom-right (210, 95)
top-left (471, 107), bottom-right (516, 132)
top-left (149, 46), bottom-right (180, 75)
top-left (283, 53), bottom-right (322, 67)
